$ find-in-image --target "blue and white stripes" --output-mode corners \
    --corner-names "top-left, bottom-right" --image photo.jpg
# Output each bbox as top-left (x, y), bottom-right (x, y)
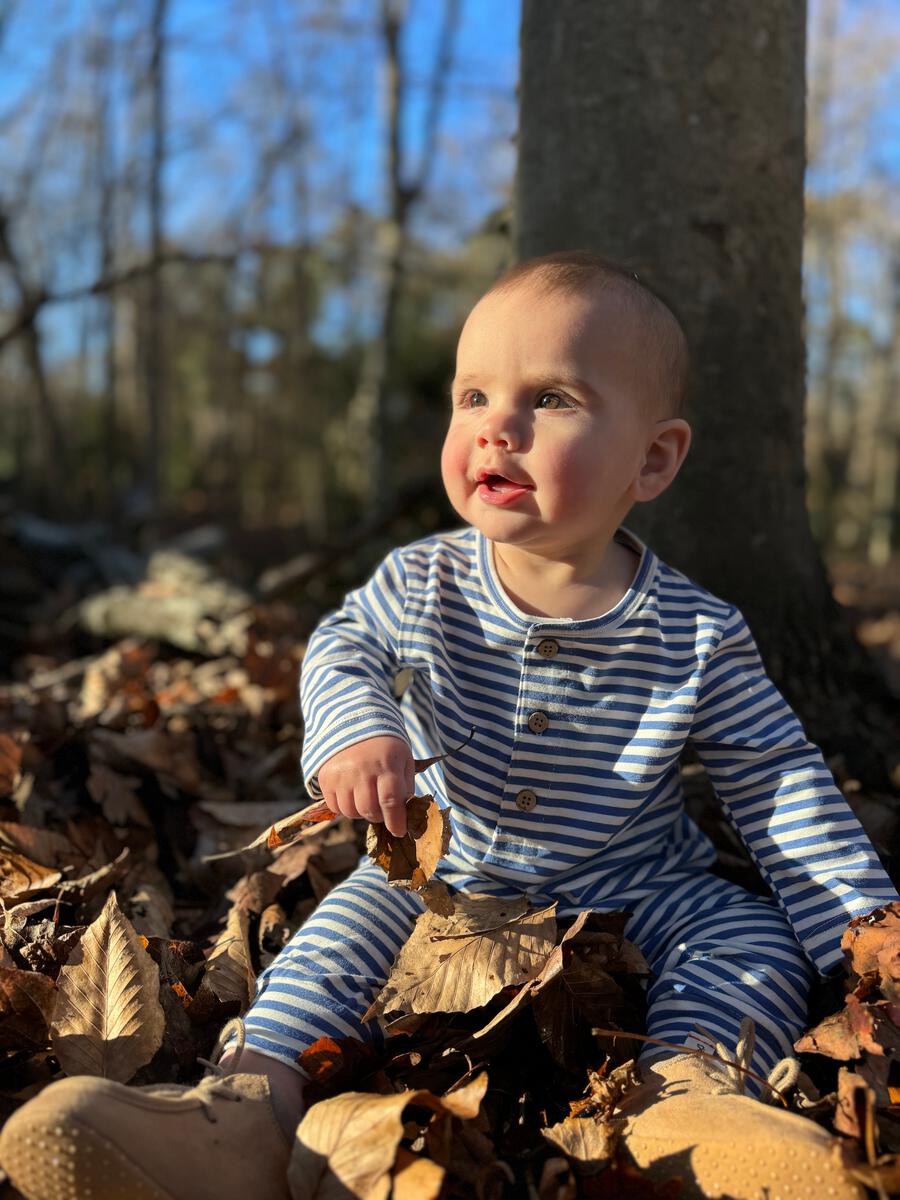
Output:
top-left (300, 523), bottom-right (898, 976)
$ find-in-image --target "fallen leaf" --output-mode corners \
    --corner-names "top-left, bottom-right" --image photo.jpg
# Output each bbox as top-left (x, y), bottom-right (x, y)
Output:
top-left (288, 1073), bottom-right (487, 1200)
top-left (0, 967), bottom-right (58, 1051)
top-left (367, 897), bottom-right (557, 1020)
top-left (193, 904), bottom-right (256, 1016)
top-left (391, 1149), bottom-right (444, 1200)
top-left (0, 851), bottom-right (62, 901)
top-left (841, 903), bottom-right (900, 983)
top-left (541, 1114), bottom-right (621, 1174)
top-left (50, 891), bottom-right (165, 1082)
top-left (0, 822), bottom-right (76, 872)
top-left (56, 846), bottom-right (133, 905)
top-left (90, 726), bottom-right (227, 799)
top-left (0, 735), bottom-right (24, 797)
top-left (796, 994), bottom-right (900, 1059)
top-left (366, 796), bottom-right (451, 890)
top-left (74, 640), bottom-right (157, 723)
top-left (198, 797), bottom-right (300, 829)
top-left (470, 910), bottom-right (591, 1041)
top-left (86, 763), bottom-right (150, 828)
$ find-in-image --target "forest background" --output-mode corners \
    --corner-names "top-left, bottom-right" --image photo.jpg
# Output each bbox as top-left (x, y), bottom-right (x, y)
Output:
top-left (2, 0), bottom-right (898, 555)
top-left (1, 0), bottom-right (899, 740)
top-left (0, 0), bottom-right (899, 1166)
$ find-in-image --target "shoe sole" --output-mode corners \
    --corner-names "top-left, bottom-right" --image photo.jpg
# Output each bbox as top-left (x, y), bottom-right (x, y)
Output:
top-left (1, 1110), bottom-right (174, 1200)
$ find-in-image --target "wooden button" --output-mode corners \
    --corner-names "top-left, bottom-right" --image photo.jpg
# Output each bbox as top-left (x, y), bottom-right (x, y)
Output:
top-left (527, 711), bottom-right (549, 734)
top-left (537, 638), bottom-right (559, 659)
top-left (515, 788), bottom-right (537, 811)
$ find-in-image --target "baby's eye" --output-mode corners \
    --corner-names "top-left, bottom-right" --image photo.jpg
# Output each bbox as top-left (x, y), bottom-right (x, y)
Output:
top-left (460, 389), bottom-right (487, 408)
top-left (537, 391), bottom-right (572, 410)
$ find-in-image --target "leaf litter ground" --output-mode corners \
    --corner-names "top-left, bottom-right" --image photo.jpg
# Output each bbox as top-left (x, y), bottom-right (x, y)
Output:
top-left (0, 601), bottom-right (899, 1198)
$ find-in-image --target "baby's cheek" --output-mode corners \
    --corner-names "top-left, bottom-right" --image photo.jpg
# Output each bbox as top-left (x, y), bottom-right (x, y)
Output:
top-left (440, 433), bottom-right (468, 501)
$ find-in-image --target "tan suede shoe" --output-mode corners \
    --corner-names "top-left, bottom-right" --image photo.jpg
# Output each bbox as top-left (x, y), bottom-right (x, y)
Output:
top-left (617, 1020), bottom-right (866, 1200)
top-left (0, 1019), bottom-right (292, 1200)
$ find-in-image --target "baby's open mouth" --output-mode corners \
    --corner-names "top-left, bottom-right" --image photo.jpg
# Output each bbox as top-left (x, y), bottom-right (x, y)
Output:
top-left (477, 473), bottom-right (533, 492)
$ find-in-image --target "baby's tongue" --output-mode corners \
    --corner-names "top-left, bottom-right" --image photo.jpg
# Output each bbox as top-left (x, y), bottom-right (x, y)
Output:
top-left (491, 477), bottom-right (524, 492)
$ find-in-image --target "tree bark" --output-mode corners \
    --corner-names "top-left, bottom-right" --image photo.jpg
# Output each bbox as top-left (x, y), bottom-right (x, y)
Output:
top-left (517, 0), bottom-right (897, 781)
top-left (143, 0), bottom-right (167, 519)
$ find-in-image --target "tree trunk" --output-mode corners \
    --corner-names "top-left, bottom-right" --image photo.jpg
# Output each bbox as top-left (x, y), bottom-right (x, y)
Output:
top-left (330, 0), bottom-right (459, 515)
top-left (143, 0), bottom-right (167, 521)
top-left (517, 0), bottom-right (897, 782)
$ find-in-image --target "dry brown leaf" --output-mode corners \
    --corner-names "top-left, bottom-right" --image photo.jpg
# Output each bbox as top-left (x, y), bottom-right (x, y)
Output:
top-left (392, 1149), bottom-right (445, 1200)
top-left (267, 840), bottom-right (321, 883)
top-left (57, 846), bottom-right (133, 905)
top-left (368, 898), bottom-right (557, 1020)
top-left (541, 1114), bottom-right (621, 1173)
top-left (537, 1157), bottom-right (578, 1200)
top-left (417, 879), bottom-right (456, 916)
top-left (0, 966), bottom-right (58, 1051)
top-left (842, 903), bottom-right (900, 986)
top-left (796, 993), bottom-right (900, 1059)
top-left (0, 851), bottom-right (62, 901)
top-left (0, 735), bottom-right (24, 797)
top-left (290, 1090), bottom-right (411, 1200)
top-left (195, 904), bottom-right (256, 1014)
top-left (365, 796), bottom-right (451, 891)
top-left (198, 797), bottom-right (300, 829)
top-left (90, 726), bottom-right (228, 799)
top-left (259, 902), bottom-right (291, 966)
top-left (126, 882), bottom-right (175, 940)
top-left (226, 868), bottom-right (283, 914)
top-left (75, 640), bottom-right (157, 723)
top-left (0, 821), bottom-right (78, 871)
top-left (470, 910), bottom-right (590, 1041)
top-left (289, 1073), bottom-right (487, 1200)
top-left (86, 763), bottom-right (150, 828)
top-left (51, 890), bottom-right (165, 1082)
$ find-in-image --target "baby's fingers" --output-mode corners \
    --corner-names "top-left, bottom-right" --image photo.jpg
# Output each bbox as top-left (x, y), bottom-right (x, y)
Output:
top-left (377, 775), bottom-right (410, 838)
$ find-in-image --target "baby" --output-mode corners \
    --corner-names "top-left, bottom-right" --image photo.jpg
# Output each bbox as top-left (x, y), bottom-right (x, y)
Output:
top-left (2, 252), bottom-right (896, 1200)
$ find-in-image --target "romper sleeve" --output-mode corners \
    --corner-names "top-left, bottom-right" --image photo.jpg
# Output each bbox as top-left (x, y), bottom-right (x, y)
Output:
top-left (299, 547), bottom-right (412, 800)
top-left (688, 604), bottom-right (899, 976)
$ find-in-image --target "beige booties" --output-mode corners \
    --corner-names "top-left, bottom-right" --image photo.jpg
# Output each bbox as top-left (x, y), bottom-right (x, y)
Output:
top-left (616, 1019), bottom-right (866, 1200)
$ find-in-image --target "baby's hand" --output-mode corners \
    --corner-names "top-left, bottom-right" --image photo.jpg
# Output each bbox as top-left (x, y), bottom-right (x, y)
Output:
top-left (316, 736), bottom-right (415, 837)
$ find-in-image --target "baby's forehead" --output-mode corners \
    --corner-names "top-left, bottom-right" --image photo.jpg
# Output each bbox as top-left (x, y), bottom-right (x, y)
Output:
top-left (461, 279), bottom-right (649, 354)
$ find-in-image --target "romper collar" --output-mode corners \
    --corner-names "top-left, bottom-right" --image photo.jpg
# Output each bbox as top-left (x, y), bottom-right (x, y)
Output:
top-left (475, 524), bottom-right (657, 633)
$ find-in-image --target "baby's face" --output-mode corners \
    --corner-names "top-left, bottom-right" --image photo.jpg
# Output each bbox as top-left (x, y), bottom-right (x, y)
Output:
top-left (441, 281), bottom-right (664, 555)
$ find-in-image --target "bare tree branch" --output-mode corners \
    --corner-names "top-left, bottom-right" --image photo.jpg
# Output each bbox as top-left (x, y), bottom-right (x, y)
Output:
top-left (0, 251), bottom-right (238, 353)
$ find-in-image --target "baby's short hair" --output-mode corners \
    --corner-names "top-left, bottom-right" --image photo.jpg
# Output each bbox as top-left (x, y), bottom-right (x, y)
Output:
top-left (486, 250), bottom-right (690, 420)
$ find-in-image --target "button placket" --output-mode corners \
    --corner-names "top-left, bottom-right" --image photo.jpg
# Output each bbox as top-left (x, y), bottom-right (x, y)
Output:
top-left (498, 631), bottom-right (563, 832)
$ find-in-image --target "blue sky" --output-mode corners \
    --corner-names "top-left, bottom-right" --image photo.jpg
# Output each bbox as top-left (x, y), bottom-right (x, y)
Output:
top-left (0, 0), bottom-right (897, 363)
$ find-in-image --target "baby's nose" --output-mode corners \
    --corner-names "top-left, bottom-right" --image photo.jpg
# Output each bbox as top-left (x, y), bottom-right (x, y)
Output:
top-left (476, 411), bottom-right (522, 449)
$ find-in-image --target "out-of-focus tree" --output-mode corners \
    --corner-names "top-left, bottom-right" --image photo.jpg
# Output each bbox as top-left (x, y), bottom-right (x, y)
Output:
top-left (804, 0), bottom-right (900, 564)
top-left (0, 0), bottom-right (516, 535)
top-left (326, 0), bottom-right (461, 515)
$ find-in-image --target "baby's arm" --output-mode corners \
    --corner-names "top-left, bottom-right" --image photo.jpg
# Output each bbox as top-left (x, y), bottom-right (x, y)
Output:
top-left (689, 604), bottom-right (899, 975)
top-left (300, 548), bottom-right (415, 836)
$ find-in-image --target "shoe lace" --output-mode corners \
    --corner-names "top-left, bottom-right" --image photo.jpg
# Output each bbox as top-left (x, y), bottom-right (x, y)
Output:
top-left (696, 1016), bottom-right (802, 1103)
top-left (189, 1017), bottom-right (249, 1124)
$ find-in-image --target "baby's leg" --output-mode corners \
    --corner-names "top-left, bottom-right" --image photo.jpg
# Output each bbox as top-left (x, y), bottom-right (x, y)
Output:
top-left (219, 856), bottom-right (425, 1131)
top-left (624, 875), bottom-right (815, 1095)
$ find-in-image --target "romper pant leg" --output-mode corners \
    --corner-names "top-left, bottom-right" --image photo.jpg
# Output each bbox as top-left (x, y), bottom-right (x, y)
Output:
top-left (621, 872), bottom-right (816, 1097)
top-left (231, 857), bottom-right (426, 1075)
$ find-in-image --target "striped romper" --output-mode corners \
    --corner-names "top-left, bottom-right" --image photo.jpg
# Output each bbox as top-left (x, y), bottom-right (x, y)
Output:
top-left (240, 523), bottom-right (899, 1087)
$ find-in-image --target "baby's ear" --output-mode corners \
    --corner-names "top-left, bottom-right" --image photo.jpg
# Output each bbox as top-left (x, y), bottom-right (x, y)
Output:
top-left (634, 419), bottom-right (692, 501)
